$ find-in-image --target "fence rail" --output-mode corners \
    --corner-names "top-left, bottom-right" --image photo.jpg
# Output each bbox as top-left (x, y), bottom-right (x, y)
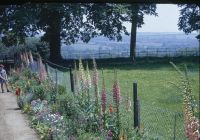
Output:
top-left (0, 53), bottom-right (14, 63)
top-left (62, 47), bottom-right (199, 59)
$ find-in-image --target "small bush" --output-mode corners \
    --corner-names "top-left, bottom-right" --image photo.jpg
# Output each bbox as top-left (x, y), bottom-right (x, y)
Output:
top-left (22, 68), bottom-right (32, 78)
top-left (57, 94), bottom-right (80, 118)
top-left (33, 85), bottom-right (46, 100)
top-left (57, 85), bottom-right (66, 95)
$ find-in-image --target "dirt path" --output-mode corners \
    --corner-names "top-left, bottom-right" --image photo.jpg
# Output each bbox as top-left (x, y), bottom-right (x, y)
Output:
top-left (0, 92), bottom-right (39, 140)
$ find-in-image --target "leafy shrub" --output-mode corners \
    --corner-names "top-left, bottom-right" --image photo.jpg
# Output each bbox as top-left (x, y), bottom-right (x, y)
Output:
top-left (57, 94), bottom-right (80, 118)
top-left (23, 103), bottom-right (32, 113)
top-left (22, 68), bottom-right (32, 78)
top-left (17, 93), bottom-right (34, 109)
top-left (17, 96), bottom-right (24, 109)
top-left (34, 122), bottom-right (51, 140)
top-left (77, 132), bottom-right (105, 140)
top-left (57, 85), bottom-right (66, 95)
top-left (33, 85), bottom-right (46, 100)
top-left (35, 42), bottom-right (50, 60)
top-left (10, 73), bottom-right (20, 84)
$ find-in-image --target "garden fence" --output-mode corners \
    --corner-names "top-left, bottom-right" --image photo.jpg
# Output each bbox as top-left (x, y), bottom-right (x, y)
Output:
top-left (140, 101), bottom-right (187, 140)
top-left (29, 60), bottom-right (73, 93)
top-left (46, 63), bottom-right (71, 93)
top-left (62, 47), bottom-right (199, 59)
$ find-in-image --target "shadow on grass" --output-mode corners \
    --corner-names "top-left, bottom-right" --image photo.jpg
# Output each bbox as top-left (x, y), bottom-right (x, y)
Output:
top-left (95, 56), bottom-right (199, 71)
top-left (48, 56), bottom-right (199, 71)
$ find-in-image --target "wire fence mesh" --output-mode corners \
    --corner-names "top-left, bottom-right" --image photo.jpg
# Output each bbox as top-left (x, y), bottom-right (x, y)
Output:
top-left (62, 47), bottom-right (200, 59)
top-left (140, 101), bottom-right (187, 140)
top-left (46, 64), bottom-right (71, 93)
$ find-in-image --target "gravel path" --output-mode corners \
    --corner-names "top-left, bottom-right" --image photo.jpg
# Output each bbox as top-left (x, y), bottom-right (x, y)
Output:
top-left (0, 92), bottom-right (39, 140)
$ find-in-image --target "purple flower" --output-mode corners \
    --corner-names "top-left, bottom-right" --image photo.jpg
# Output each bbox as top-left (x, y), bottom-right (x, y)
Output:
top-left (31, 100), bottom-right (37, 106)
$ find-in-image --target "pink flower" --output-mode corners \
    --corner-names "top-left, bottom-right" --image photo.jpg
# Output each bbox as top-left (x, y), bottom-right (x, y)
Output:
top-left (113, 76), bottom-right (121, 106)
top-left (92, 58), bottom-right (99, 112)
top-left (92, 58), bottom-right (99, 86)
top-left (79, 58), bottom-right (86, 90)
top-left (108, 130), bottom-right (112, 137)
top-left (38, 55), bottom-right (47, 81)
top-left (85, 62), bottom-right (92, 89)
top-left (25, 52), bottom-right (30, 66)
top-left (29, 51), bottom-right (34, 64)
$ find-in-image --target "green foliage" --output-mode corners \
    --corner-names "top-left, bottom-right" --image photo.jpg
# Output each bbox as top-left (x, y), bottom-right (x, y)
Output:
top-left (22, 68), bottom-right (32, 78)
top-left (17, 93), bottom-right (34, 109)
top-left (57, 94), bottom-right (80, 118)
top-left (33, 85), bottom-right (46, 100)
top-left (178, 4), bottom-right (200, 34)
top-left (57, 85), bottom-right (66, 95)
top-left (17, 96), bottom-right (24, 109)
top-left (50, 103), bottom-right (59, 114)
top-left (0, 4), bottom-right (157, 61)
top-left (9, 73), bottom-right (20, 84)
top-left (170, 62), bottom-right (199, 116)
top-left (0, 44), bottom-right (9, 53)
top-left (34, 122), bottom-right (51, 140)
top-left (22, 103), bottom-right (32, 113)
top-left (35, 42), bottom-right (50, 60)
top-left (76, 132), bottom-right (105, 140)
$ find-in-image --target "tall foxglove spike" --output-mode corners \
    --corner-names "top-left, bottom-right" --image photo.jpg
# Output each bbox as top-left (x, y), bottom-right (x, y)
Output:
top-left (101, 69), bottom-right (106, 114)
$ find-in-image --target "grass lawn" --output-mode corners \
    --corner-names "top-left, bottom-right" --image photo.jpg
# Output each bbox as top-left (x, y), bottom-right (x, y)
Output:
top-left (97, 57), bottom-right (199, 112)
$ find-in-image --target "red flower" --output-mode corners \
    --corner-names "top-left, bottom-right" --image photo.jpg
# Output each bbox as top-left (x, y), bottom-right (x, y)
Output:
top-left (109, 104), bottom-right (113, 113)
top-left (15, 87), bottom-right (21, 96)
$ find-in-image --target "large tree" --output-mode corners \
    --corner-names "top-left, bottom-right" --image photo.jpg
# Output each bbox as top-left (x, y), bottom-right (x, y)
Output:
top-left (76, 3), bottom-right (157, 61)
top-left (0, 3), bottom-right (157, 62)
top-left (178, 4), bottom-right (200, 40)
top-left (126, 4), bottom-right (157, 60)
top-left (0, 3), bottom-right (129, 62)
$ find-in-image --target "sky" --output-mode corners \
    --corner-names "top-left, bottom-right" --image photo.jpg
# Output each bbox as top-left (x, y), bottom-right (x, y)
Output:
top-left (124, 4), bottom-right (183, 33)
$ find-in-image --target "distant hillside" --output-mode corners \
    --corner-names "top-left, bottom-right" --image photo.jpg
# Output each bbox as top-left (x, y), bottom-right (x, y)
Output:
top-left (61, 32), bottom-right (199, 59)
top-left (62, 32), bottom-right (198, 50)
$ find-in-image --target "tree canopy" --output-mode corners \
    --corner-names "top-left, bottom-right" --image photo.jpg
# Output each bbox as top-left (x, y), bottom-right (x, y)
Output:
top-left (0, 3), bottom-right (157, 62)
top-left (125, 4), bottom-right (157, 60)
top-left (178, 4), bottom-right (200, 39)
top-left (0, 3), bottom-right (130, 61)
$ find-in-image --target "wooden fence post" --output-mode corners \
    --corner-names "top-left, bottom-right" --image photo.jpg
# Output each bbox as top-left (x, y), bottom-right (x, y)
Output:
top-left (173, 114), bottom-right (177, 140)
top-left (44, 62), bottom-right (48, 76)
top-left (133, 82), bottom-right (140, 131)
top-left (156, 48), bottom-right (159, 57)
top-left (186, 48), bottom-right (188, 56)
top-left (69, 66), bottom-right (74, 93)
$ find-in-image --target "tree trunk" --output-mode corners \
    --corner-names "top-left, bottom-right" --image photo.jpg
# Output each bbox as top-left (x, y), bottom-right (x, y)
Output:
top-left (48, 12), bottom-right (62, 63)
top-left (130, 4), bottom-right (139, 61)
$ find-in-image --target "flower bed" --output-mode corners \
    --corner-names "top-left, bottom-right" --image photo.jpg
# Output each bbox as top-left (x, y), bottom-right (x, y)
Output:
top-left (10, 52), bottom-right (156, 140)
